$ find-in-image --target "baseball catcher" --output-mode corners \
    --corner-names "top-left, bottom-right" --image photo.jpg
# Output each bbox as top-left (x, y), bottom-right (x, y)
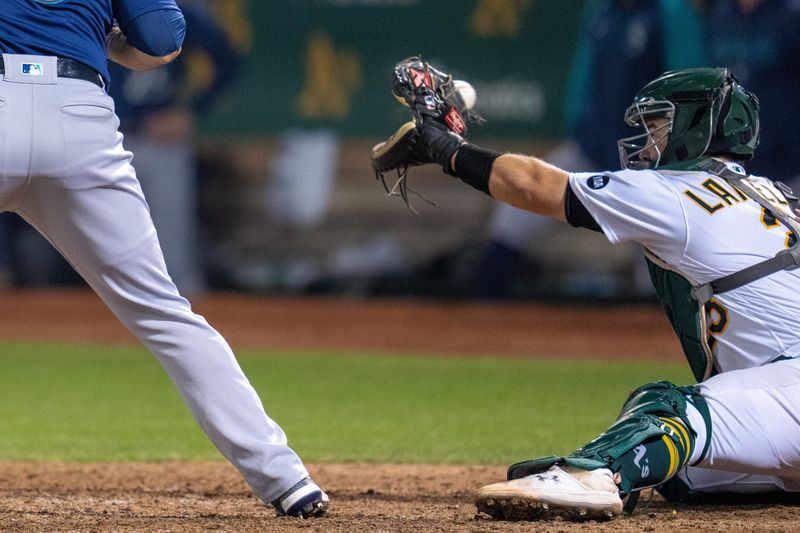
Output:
top-left (374, 61), bottom-right (800, 520)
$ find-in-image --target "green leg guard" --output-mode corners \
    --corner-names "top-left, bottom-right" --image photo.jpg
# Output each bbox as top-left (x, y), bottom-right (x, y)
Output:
top-left (508, 381), bottom-right (711, 496)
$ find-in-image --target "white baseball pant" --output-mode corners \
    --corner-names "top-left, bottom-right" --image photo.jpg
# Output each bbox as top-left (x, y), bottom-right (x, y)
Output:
top-left (0, 53), bottom-right (309, 503)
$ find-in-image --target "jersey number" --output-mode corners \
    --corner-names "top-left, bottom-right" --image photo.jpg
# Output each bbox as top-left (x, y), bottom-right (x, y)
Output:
top-left (760, 208), bottom-right (797, 248)
top-left (705, 298), bottom-right (728, 351)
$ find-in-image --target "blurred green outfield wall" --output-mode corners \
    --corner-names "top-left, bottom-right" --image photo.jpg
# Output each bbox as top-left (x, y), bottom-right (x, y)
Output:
top-left (203, 0), bottom-right (584, 139)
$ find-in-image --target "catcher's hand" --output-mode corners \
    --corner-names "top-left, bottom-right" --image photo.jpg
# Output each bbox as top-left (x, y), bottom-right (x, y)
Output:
top-left (371, 56), bottom-right (482, 212)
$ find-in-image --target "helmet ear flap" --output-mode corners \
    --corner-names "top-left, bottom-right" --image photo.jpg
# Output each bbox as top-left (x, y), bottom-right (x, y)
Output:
top-left (707, 75), bottom-right (760, 159)
top-left (714, 83), bottom-right (733, 138)
top-left (671, 105), bottom-right (713, 162)
top-left (707, 83), bottom-right (733, 154)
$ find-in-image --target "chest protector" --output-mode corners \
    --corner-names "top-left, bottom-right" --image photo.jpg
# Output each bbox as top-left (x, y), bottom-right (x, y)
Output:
top-left (645, 158), bottom-right (800, 382)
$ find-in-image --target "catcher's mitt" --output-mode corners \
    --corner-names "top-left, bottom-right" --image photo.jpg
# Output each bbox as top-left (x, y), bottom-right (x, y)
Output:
top-left (371, 57), bottom-right (483, 212)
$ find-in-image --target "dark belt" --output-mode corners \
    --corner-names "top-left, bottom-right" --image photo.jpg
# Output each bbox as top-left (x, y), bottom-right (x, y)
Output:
top-left (0, 56), bottom-right (104, 88)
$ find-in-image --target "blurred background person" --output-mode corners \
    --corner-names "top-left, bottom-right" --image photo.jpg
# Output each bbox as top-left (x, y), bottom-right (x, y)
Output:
top-left (0, 212), bottom-right (80, 288)
top-left (471, 0), bottom-right (705, 300)
top-left (108, 0), bottom-right (243, 296)
top-left (703, 0), bottom-right (800, 187)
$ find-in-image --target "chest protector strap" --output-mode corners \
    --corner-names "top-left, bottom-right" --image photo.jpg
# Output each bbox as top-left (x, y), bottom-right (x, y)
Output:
top-left (691, 159), bottom-right (800, 304)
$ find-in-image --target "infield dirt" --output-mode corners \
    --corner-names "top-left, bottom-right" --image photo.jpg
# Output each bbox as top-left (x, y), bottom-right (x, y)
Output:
top-left (0, 289), bottom-right (796, 532)
top-left (2, 462), bottom-right (798, 532)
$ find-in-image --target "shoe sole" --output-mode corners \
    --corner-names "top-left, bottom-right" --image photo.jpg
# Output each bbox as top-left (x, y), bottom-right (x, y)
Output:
top-left (302, 499), bottom-right (329, 518)
top-left (476, 495), bottom-right (618, 521)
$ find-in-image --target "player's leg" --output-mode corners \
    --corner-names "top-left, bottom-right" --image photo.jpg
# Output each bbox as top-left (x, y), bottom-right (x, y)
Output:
top-left (477, 360), bottom-right (800, 521)
top-left (475, 380), bottom-right (710, 520)
top-left (124, 134), bottom-right (205, 296)
top-left (691, 358), bottom-right (800, 485)
top-left (473, 202), bottom-right (552, 299)
top-left (267, 128), bottom-right (339, 227)
top-left (658, 466), bottom-right (797, 503)
top-left (656, 360), bottom-right (800, 502)
top-left (17, 79), bottom-right (326, 515)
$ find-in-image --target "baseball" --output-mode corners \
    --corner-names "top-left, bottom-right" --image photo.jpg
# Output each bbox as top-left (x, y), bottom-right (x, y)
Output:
top-left (454, 80), bottom-right (477, 110)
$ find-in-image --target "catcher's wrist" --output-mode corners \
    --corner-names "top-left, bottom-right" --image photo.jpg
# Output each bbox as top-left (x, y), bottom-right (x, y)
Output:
top-left (451, 144), bottom-right (501, 196)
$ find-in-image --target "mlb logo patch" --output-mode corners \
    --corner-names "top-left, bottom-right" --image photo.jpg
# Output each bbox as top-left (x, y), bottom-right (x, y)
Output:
top-left (22, 63), bottom-right (44, 77)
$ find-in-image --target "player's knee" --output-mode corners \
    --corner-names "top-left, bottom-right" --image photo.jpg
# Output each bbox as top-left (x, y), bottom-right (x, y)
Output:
top-left (620, 381), bottom-right (698, 419)
top-left (574, 381), bottom-right (707, 468)
top-left (615, 380), bottom-right (711, 469)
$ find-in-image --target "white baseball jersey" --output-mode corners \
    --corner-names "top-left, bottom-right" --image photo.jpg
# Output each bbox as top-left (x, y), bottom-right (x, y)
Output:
top-left (569, 164), bottom-right (800, 372)
top-left (570, 163), bottom-right (800, 489)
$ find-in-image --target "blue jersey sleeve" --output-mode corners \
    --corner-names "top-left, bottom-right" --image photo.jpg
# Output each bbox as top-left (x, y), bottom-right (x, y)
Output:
top-left (113, 0), bottom-right (185, 56)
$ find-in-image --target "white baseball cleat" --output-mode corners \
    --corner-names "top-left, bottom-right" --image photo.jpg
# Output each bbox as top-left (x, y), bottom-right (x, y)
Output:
top-left (475, 465), bottom-right (623, 521)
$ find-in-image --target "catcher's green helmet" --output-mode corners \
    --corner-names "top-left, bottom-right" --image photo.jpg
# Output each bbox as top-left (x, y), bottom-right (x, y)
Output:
top-left (618, 68), bottom-right (760, 169)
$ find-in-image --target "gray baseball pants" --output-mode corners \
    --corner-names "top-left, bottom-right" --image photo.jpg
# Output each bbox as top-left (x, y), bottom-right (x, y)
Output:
top-left (0, 53), bottom-right (309, 503)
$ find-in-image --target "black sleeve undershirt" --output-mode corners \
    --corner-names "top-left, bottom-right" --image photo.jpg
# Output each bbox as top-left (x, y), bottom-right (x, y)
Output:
top-left (564, 182), bottom-right (602, 233)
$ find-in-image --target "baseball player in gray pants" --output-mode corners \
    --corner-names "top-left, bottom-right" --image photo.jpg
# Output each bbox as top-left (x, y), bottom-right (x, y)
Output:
top-left (0, 0), bottom-right (327, 518)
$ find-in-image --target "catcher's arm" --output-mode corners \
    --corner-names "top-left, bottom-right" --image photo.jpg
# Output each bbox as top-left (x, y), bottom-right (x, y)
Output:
top-left (372, 57), bottom-right (569, 219)
top-left (420, 122), bottom-right (569, 220)
top-left (485, 154), bottom-right (569, 221)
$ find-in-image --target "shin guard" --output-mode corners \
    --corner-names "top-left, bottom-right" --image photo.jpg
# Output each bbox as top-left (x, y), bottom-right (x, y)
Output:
top-left (508, 381), bottom-right (711, 497)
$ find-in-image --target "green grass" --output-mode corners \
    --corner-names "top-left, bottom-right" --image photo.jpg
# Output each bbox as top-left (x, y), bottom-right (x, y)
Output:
top-left (0, 342), bottom-right (693, 464)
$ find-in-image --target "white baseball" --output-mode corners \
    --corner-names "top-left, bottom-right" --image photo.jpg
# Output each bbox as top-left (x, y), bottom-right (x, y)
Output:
top-left (454, 80), bottom-right (477, 110)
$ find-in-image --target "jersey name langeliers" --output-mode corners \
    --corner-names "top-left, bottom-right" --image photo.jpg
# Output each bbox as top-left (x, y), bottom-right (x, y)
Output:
top-left (569, 163), bottom-right (800, 371)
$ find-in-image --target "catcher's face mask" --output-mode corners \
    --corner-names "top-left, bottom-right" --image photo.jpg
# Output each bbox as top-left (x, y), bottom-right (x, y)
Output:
top-left (619, 68), bottom-right (761, 170)
top-left (618, 99), bottom-right (675, 170)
